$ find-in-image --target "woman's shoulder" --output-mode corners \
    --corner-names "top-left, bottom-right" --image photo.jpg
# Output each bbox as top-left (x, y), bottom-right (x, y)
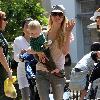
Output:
top-left (15, 36), bottom-right (23, 40)
top-left (14, 36), bottom-right (25, 44)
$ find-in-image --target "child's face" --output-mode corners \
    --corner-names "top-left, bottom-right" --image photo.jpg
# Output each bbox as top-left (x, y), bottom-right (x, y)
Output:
top-left (29, 27), bottom-right (41, 38)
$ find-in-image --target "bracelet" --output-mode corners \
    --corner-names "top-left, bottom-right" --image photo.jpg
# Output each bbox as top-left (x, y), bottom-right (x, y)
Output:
top-left (8, 70), bottom-right (12, 77)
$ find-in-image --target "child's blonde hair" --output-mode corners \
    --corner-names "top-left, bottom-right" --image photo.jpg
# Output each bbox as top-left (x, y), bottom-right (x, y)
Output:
top-left (28, 20), bottom-right (41, 30)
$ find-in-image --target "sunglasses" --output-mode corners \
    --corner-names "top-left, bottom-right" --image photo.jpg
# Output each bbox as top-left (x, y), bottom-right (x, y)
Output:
top-left (51, 12), bottom-right (64, 17)
top-left (2, 17), bottom-right (7, 21)
top-left (0, 17), bottom-right (7, 21)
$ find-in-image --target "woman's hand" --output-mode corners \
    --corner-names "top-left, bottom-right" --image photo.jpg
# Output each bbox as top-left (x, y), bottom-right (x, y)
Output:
top-left (51, 68), bottom-right (60, 74)
top-left (19, 49), bottom-right (26, 61)
top-left (37, 52), bottom-right (48, 63)
top-left (62, 19), bottom-right (75, 55)
top-left (20, 49), bottom-right (26, 54)
top-left (8, 69), bottom-right (13, 80)
top-left (65, 19), bottom-right (75, 34)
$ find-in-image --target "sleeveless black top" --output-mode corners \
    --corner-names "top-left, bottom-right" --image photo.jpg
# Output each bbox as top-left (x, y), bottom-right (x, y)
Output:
top-left (0, 32), bottom-right (8, 56)
top-left (0, 32), bottom-right (13, 99)
top-left (0, 32), bottom-right (8, 80)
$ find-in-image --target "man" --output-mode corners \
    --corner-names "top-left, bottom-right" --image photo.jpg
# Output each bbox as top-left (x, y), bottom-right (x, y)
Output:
top-left (69, 42), bottom-right (100, 100)
top-left (87, 8), bottom-right (100, 32)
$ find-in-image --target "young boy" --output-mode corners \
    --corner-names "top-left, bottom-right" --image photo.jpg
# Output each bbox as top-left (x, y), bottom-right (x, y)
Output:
top-left (27, 20), bottom-right (65, 78)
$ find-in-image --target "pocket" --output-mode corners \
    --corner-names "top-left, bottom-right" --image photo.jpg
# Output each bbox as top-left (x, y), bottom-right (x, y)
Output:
top-left (36, 70), bottom-right (47, 79)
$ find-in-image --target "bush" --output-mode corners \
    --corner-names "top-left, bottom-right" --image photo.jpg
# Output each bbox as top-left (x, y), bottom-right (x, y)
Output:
top-left (0, 0), bottom-right (48, 41)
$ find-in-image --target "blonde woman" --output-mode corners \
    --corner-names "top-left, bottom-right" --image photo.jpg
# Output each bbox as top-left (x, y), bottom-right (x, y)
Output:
top-left (35, 5), bottom-right (75, 100)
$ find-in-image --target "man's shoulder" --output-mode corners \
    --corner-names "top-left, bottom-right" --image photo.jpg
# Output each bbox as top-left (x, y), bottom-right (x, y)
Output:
top-left (76, 52), bottom-right (92, 64)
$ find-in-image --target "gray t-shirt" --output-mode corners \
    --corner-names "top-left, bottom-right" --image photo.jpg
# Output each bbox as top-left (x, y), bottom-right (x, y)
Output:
top-left (74, 52), bottom-right (94, 73)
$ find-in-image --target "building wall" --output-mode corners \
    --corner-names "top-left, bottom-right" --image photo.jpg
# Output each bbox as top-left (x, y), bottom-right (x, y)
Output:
top-left (41, 0), bottom-right (51, 14)
top-left (78, 0), bottom-right (99, 54)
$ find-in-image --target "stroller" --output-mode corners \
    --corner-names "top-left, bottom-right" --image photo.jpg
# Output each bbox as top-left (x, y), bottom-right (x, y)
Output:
top-left (19, 53), bottom-right (40, 100)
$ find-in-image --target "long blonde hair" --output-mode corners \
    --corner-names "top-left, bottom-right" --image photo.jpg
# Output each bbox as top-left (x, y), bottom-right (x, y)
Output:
top-left (47, 15), bottom-right (68, 48)
top-left (0, 11), bottom-right (6, 29)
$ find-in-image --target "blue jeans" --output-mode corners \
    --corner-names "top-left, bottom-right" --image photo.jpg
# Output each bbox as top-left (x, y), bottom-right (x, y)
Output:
top-left (36, 70), bottom-right (65, 100)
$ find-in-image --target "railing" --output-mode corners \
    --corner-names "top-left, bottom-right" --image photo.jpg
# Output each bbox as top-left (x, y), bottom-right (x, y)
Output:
top-left (65, 80), bottom-right (80, 100)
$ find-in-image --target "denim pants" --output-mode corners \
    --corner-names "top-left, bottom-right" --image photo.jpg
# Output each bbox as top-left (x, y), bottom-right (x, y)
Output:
top-left (36, 70), bottom-right (65, 100)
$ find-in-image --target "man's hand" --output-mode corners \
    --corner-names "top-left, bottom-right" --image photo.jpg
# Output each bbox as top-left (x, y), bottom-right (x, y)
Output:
top-left (80, 89), bottom-right (87, 100)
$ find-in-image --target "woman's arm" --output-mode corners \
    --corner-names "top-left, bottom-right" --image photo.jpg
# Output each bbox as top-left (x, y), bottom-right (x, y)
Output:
top-left (0, 47), bottom-right (12, 79)
top-left (62, 34), bottom-right (71, 55)
top-left (62, 20), bottom-right (75, 55)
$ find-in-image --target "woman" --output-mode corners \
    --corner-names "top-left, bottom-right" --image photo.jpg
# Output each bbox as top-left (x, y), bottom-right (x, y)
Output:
top-left (35, 5), bottom-right (75, 100)
top-left (0, 11), bottom-right (12, 99)
top-left (88, 8), bottom-right (100, 32)
top-left (13, 18), bottom-right (33, 100)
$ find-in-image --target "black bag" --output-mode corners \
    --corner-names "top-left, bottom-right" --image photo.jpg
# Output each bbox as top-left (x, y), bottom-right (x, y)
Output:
top-left (65, 53), bottom-right (71, 66)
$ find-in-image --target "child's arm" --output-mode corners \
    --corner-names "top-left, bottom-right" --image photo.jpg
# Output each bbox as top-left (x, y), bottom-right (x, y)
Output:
top-left (27, 46), bottom-right (48, 63)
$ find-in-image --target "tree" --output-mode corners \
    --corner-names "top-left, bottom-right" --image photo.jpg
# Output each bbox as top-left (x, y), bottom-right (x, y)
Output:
top-left (0, 0), bottom-right (48, 41)
top-left (0, 1), bottom-right (48, 99)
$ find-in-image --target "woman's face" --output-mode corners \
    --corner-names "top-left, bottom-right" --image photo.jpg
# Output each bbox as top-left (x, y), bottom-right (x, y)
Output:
top-left (23, 22), bottom-right (30, 36)
top-left (50, 12), bottom-right (64, 24)
top-left (1, 14), bottom-right (8, 30)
